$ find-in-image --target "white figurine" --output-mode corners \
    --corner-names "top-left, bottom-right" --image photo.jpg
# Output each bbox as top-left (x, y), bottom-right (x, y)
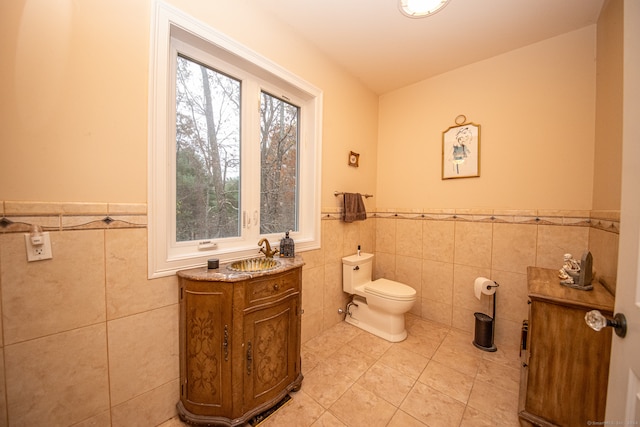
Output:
top-left (559, 253), bottom-right (581, 284)
top-left (562, 253), bottom-right (581, 272)
top-left (558, 268), bottom-right (571, 282)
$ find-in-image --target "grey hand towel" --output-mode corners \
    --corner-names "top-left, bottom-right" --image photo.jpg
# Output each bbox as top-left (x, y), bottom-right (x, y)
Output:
top-left (343, 193), bottom-right (367, 222)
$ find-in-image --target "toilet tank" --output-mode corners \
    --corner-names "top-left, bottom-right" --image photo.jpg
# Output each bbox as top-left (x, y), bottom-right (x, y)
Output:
top-left (342, 252), bottom-right (374, 293)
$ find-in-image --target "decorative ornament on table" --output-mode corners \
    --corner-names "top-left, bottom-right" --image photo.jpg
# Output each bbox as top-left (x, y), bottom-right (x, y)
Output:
top-left (558, 251), bottom-right (594, 290)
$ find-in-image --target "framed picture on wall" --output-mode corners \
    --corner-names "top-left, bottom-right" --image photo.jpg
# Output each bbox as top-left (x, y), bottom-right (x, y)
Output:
top-left (442, 119), bottom-right (480, 179)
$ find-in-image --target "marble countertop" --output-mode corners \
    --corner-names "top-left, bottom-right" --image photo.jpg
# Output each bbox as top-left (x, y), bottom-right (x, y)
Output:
top-left (177, 255), bottom-right (305, 282)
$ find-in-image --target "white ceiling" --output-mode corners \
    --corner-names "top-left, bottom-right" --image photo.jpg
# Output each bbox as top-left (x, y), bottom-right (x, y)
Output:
top-left (255, 0), bottom-right (605, 94)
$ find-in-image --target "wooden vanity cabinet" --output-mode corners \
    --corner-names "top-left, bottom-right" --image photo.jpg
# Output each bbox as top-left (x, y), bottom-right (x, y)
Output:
top-left (177, 263), bottom-right (303, 426)
top-left (519, 267), bottom-right (615, 427)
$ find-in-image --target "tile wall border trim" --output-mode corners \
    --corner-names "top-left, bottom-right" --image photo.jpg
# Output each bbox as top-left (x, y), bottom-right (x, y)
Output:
top-left (321, 208), bottom-right (620, 234)
top-left (0, 201), bottom-right (147, 233)
top-left (0, 201), bottom-right (619, 235)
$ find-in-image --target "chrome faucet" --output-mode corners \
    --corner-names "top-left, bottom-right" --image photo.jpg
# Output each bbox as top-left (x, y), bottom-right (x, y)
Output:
top-left (258, 238), bottom-right (279, 258)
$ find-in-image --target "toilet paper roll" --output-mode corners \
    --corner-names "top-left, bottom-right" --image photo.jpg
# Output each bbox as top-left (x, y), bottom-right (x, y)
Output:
top-left (474, 277), bottom-right (497, 300)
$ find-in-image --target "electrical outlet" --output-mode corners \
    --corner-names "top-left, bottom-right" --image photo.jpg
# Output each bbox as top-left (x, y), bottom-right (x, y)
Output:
top-left (24, 232), bottom-right (53, 262)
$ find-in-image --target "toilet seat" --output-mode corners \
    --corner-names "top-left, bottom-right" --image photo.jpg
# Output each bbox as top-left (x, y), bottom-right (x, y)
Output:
top-left (364, 279), bottom-right (416, 301)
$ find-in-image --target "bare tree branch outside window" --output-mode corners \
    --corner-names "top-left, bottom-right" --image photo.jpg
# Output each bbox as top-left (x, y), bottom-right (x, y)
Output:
top-left (260, 92), bottom-right (299, 235)
top-left (175, 55), bottom-right (240, 241)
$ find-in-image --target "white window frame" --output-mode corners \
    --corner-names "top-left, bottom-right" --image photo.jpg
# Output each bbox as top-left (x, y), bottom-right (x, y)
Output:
top-left (148, 1), bottom-right (322, 278)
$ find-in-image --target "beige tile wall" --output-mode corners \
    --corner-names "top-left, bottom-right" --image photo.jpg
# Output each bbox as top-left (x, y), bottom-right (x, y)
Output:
top-left (0, 202), bottom-right (177, 427)
top-left (316, 208), bottom-right (620, 351)
top-left (0, 201), bottom-right (619, 426)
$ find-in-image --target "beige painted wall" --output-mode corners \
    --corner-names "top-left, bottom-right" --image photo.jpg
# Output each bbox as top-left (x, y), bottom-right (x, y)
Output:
top-left (377, 26), bottom-right (597, 211)
top-left (593, 0), bottom-right (623, 211)
top-left (0, 0), bottom-right (379, 208)
top-left (1, 1), bottom-right (149, 203)
top-left (2, 1), bottom-right (612, 214)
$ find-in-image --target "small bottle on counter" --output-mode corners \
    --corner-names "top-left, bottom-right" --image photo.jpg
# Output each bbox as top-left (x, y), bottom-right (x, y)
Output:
top-left (279, 231), bottom-right (295, 258)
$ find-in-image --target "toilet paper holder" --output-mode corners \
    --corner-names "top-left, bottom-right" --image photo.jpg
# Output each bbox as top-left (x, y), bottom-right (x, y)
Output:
top-left (473, 279), bottom-right (499, 352)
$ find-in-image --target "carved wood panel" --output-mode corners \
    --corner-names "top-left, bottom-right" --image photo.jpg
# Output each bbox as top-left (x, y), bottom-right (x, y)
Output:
top-left (182, 287), bottom-right (233, 415)
top-left (244, 295), bottom-right (298, 408)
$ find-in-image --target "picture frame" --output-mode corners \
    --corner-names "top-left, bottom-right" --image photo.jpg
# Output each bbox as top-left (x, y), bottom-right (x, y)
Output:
top-left (348, 151), bottom-right (360, 167)
top-left (442, 120), bottom-right (480, 179)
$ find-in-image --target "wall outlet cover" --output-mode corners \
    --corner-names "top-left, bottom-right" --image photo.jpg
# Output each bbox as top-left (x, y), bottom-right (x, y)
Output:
top-left (24, 232), bottom-right (53, 262)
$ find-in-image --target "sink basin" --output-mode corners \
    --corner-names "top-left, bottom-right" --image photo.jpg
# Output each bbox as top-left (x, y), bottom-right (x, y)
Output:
top-left (228, 257), bottom-right (281, 272)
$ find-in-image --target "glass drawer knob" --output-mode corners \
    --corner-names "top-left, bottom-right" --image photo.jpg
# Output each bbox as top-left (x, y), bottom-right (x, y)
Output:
top-left (585, 310), bottom-right (627, 338)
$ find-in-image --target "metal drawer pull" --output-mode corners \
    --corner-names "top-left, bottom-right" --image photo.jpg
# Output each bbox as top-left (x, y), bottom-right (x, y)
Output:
top-left (585, 310), bottom-right (627, 338)
top-left (520, 320), bottom-right (528, 357)
top-left (246, 341), bottom-right (252, 375)
top-left (223, 325), bottom-right (229, 361)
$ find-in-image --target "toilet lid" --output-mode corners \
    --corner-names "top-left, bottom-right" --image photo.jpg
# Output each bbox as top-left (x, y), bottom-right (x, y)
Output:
top-left (365, 279), bottom-right (416, 301)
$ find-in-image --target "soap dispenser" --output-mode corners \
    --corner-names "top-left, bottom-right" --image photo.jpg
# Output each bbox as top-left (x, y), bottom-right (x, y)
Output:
top-left (279, 230), bottom-right (295, 258)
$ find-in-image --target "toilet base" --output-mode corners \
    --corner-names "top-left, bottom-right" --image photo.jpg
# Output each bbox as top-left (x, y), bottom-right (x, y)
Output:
top-left (344, 297), bottom-right (408, 342)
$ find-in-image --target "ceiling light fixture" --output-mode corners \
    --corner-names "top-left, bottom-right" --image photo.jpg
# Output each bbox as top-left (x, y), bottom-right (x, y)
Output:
top-left (398, 0), bottom-right (450, 18)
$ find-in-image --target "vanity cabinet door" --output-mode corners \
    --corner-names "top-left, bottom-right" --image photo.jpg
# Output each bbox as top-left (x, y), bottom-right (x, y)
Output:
top-left (243, 292), bottom-right (300, 412)
top-left (179, 281), bottom-right (233, 417)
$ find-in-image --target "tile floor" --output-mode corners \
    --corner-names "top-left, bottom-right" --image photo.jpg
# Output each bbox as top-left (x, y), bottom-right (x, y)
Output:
top-left (160, 315), bottom-right (522, 427)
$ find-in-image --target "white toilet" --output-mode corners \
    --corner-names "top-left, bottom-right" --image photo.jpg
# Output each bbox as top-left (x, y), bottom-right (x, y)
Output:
top-left (342, 252), bottom-right (417, 342)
